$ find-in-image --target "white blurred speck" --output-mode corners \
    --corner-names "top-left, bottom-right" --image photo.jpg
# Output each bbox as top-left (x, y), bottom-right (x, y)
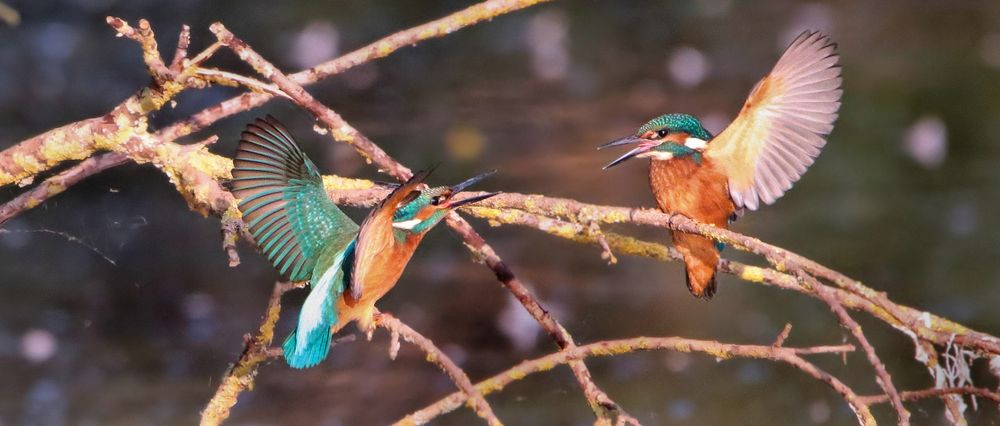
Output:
top-left (695, 0), bottom-right (733, 18)
top-left (979, 33), bottom-right (1000, 69)
top-left (808, 399), bottom-right (831, 423)
top-left (947, 201), bottom-right (978, 237)
top-left (780, 4), bottom-right (834, 49)
top-left (442, 344), bottom-right (468, 366)
top-left (902, 115), bottom-right (948, 169)
top-left (497, 295), bottom-right (540, 352)
top-left (343, 63), bottom-right (379, 91)
top-left (288, 21), bottom-right (339, 69)
top-left (667, 398), bottom-right (695, 420)
top-left (21, 329), bottom-right (57, 363)
top-left (182, 293), bottom-right (215, 320)
top-left (663, 351), bottom-right (692, 373)
top-left (0, 227), bottom-right (31, 249)
top-left (524, 10), bottom-right (569, 81)
top-left (667, 46), bottom-right (710, 88)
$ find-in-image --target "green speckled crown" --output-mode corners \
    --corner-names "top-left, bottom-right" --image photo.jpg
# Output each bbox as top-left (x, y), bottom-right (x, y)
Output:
top-left (638, 113), bottom-right (712, 140)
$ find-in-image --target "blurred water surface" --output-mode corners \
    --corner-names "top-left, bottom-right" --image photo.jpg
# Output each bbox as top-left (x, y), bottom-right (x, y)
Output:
top-left (2, 0), bottom-right (1000, 424)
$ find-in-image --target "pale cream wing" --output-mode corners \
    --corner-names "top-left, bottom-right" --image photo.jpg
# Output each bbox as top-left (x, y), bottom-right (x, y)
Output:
top-left (706, 31), bottom-right (842, 210)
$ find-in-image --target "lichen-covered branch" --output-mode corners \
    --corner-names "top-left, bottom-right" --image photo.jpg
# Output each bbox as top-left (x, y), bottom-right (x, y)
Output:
top-left (395, 336), bottom-right (863, 425)
top-left (4, 4), bottom-right (999, 425)
top-left (210, 22), bottom-right (632, 424)
top-left (375, 313), bottom-right (501, 426)
top-left (200, 281), bottom-right (297, 426)
top-left (157, 0), bottom-right (554, 144)
top-left (0, 153), bottom-right (128, 226)
top-left (806, 274), bottom-right (910, 425)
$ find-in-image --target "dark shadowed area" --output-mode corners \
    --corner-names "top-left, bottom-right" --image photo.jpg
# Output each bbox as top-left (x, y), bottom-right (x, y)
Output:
top-left (2, 0), bottom-right (1000, 424)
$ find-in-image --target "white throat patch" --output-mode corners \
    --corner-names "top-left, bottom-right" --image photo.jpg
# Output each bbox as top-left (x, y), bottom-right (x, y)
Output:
top-left (684, 137), bottom-right (708, 151)
top-left (392, 219), bottom-right (422, 230)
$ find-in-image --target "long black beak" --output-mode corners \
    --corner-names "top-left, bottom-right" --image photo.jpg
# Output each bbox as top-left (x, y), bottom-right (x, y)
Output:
top-left (445, 170), bottom-right (500, 208)
top-left (599, 135), bottom-right (650, 170)
top-left (450, 170), bottom-right (497, 193)
top-left (446, 191), bottom-right (501, 208)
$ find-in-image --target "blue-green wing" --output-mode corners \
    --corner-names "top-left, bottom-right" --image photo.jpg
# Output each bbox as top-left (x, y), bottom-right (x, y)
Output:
top-left (230, 115), bottom-right (359, 281)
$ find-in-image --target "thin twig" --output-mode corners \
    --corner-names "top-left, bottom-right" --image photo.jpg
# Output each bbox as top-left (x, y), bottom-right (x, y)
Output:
top-left (200, 281), bottom-right (298, 426)
top-left (170, 24), bottom-right (191, 71)
top-left (157, 0), bottom-right (553, 144)
top-left (106, 17), bottom-right (173, 81)
top-left (0, 153), bottom-right (128, 226)
top-left (858, 386), bottom-right (1000, 406)
top-left (375, 313), bottom-right (501, 426)
top-left (394, 337), bottom-right (859, 425)
top-left (804, 272), bottom-right (910, 425)
top-left (210, 23), bottom-right (629, 423)
top-left (194, 68), bottom-right (290, 99)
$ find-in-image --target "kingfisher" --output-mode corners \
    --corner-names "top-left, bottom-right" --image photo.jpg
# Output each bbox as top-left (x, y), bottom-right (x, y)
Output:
top-left (599, 31), bottom-right (842, 298)
top-left (229, 115), bottom-right (498, 368)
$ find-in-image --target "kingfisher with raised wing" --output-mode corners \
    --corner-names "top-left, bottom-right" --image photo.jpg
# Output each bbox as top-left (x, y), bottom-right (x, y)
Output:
top-left (600, 31), bottom-right (842, 298)
top-left (229, 116), bottom-right (498, 368)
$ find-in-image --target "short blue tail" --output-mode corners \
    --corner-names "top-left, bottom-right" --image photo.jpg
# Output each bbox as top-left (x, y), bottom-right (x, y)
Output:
top-left (282, 322), bottom-right (333, 369)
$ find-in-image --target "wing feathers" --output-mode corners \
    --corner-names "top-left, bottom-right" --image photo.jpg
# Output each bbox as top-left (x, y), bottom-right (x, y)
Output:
top-left (231, 116), bottom-right (358, 282)
top-left (706, 31), bottom-right (842, 210)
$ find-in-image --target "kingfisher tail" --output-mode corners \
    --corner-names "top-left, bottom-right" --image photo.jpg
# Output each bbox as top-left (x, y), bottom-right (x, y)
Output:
top-left (672, 231), bottom-right (720, 299)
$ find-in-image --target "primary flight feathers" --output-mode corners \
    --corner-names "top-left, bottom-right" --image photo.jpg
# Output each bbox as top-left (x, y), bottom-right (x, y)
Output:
top-left (230, 115), bottom-right (358, 282)
top-left (706, 31), bottom-right (842, 210)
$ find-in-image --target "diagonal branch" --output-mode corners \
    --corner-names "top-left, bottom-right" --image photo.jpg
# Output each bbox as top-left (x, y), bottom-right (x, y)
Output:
top-left (200, 281), bottom-right (299, 426)
top-left (0, 153), bottom-right (128, 227)
top-left (209, 22), bottom-right (631, 424)
top-left (395, 336), bottom-right (865, 425)
top-left (375, 313), bottom-right (501, 426)
top-left (804, 273), bottom-right (910, 425)
top-left (157, 0), bottom-right (554, 144)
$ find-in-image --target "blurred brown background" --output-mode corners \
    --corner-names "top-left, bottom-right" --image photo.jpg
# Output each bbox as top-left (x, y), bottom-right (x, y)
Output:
top-left (2, 0), bottom-right (1000, 424)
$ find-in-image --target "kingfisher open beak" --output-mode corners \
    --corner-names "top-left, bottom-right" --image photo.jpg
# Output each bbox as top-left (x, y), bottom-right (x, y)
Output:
top-left (446, 191), bottom-right (500, 208)
top-left (444, 170), bottom-right (500, 208)
top-left (599, 135), bottom-right (653, 170)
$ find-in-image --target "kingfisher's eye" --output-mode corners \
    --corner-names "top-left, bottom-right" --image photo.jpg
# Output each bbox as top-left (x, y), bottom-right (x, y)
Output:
top-left (430, 196), bottom-right (443, 206)
top-left (657, 129), bottom-right (669, 138)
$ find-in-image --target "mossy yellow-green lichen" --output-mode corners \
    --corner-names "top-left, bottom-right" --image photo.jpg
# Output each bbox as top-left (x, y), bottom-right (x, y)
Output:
top-left (322, 175), bottom-right (375, 191)
top-left (188, 152), bottom-right (233, 179)
top-left (477, 378), bottom-right (505, 395)
top-left (11, 151), bottom-right (44, 175)
top-left (600, 210), bottom-right (630, 224)
top-left (375, 41), bottom-right (394, 57)
top-left (536, 359), bottom-right (557, 372)
top-left (739, 266), bottom-right (766, 283)
top-left (39, 132), bottom-right (90, 165)
top-left (138, 81), bottom-right (184, 113)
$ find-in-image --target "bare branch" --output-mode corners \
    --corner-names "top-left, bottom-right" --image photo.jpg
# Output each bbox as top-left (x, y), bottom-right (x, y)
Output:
top-left (395, 337), bottom-right (862, 425)
top-left (859, 386), bottom-right (1000, 406)
top-left (200, 281), bottom-right (298, 426)
top-left (0, 153), bottom-right (128, 227)
top-left (158, 0), bottom-right (554, 144)
top-left (170, 24), bottom-right (191, 71)
top-left (374, 313), bottom-right (501, 426)
top-left (805, 273), bottom-right (910, 425)
top-left (210, 22), bottom-right (631, 423)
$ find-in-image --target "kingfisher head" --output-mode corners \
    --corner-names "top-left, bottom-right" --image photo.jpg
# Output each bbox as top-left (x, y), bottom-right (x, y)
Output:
top-left (599, 113), bottom-right (713, 169)
top-left (388, 170), bottom-right (499, 235)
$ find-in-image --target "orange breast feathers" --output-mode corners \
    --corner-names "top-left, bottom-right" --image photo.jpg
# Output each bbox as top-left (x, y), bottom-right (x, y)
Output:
top-left (333, 217), bottom-right (422, 332)
top-left (649, 157), bottom-right (735, 226)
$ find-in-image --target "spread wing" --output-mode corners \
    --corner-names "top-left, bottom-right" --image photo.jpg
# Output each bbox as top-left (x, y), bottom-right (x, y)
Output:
top-left (706, 31), bottom-right (842, 210)
top-left (349, 168), bottom-right (434, 301)
top-left (230, 115), bottom-right (359, 281)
